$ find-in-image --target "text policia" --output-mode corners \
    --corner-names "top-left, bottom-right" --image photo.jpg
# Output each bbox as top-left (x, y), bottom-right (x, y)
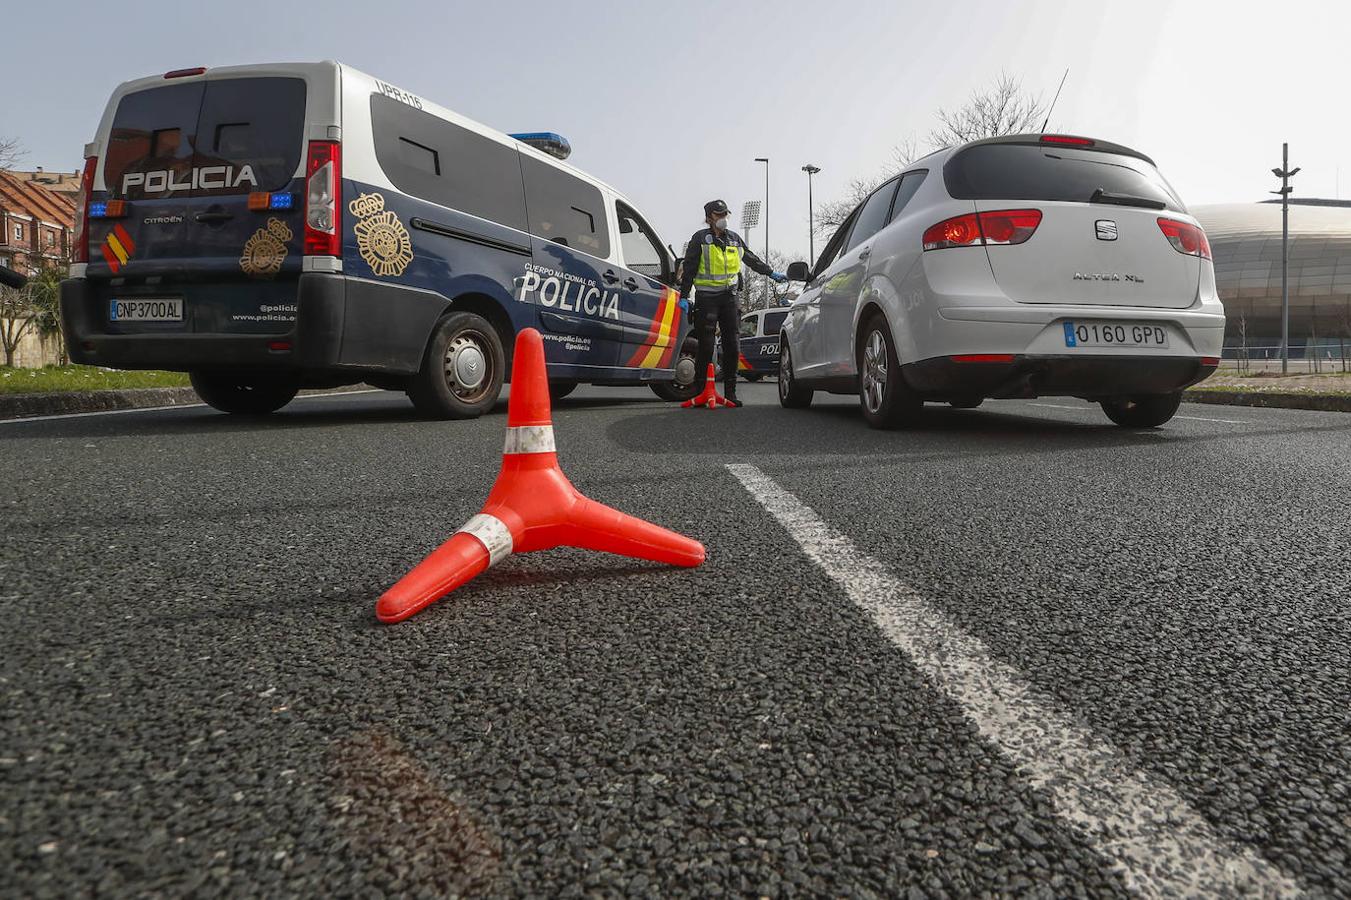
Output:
top-left (516, 263), bottom-right (621, 321)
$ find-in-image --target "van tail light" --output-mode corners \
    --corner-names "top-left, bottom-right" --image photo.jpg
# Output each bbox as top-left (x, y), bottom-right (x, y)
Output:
top-left (923, 209), bottom-right (1042, 251)
top-left (304, 141), bottom-right (341, 257)
top-left (1157, 218), bottom-right (1212, 260)
top-left (73, 155), bottom-right (98, 264)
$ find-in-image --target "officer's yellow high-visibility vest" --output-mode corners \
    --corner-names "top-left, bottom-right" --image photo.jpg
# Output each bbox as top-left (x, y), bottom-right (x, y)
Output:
top-left (693, 236), bottom-right (742, 291)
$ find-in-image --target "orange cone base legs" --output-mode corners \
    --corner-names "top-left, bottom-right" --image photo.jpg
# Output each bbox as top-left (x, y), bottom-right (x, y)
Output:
top-left (681, 364), bottom-right (733, 408)
top-left (376, 328), bottom-right (705, 623)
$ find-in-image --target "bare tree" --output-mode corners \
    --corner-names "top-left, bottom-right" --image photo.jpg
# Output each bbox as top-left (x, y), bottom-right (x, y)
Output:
top-left (0, 283), bottom-right (39, 367)
top-left (929, 74), bottom-right (1047, 148)
top-left (0, 136), bottom-right (24, 171)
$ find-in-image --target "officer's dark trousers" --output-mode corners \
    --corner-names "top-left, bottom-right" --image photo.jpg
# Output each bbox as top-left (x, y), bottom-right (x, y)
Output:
top-left (693, 290), bottom-right (740, 395)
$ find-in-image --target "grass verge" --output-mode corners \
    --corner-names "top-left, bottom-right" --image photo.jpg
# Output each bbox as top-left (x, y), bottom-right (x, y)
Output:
top-left (0, 365), bottom-right (190, 395)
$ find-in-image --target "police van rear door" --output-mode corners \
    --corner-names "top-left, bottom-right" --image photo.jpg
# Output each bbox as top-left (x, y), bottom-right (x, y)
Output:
top-left (613, 201), bottom-right (681, 372)
top-left (96, 71), bottom-right (308, 330)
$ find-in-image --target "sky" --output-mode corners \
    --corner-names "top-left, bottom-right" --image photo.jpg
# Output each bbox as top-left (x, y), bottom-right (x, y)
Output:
top-left (3, 0), bottom-right (1348, 261)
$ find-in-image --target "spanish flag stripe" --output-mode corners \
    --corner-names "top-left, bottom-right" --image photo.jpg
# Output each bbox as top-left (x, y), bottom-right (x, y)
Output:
top-left (100, 242), bottom-right (121, 272)
top-left (106, 234), bottom-right (129, 265)
top-left (113, 223), bottom-right (135, 254)
top-left (638, 294), bottom-right (681, 368)
top-left (625, 296), bottom-right (669, 367)
top-left (655, 302), bottom-right (682, 367)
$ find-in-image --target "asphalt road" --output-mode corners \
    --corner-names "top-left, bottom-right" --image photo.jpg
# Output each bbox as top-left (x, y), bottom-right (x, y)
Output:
top-left (2, 384), bottom-right (1349, 897)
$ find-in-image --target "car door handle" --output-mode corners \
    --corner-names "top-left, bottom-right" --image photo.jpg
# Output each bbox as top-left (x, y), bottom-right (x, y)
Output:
top-left (195, 211), bottom-right (233, 224)
top-left (602, 269), bottom-right (620, 284)
top-left (622, 276), bottom-right (640, 291)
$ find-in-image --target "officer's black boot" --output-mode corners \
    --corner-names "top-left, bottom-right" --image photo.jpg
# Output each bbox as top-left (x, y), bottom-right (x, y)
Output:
top-left (724, 380), bottom-right (742, 408)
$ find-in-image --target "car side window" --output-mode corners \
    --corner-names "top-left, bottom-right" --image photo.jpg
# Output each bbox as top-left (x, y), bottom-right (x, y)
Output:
top-left (886, 170), bottom-right (927, 223)
top-left (813, 208), bottom-right (860, 275)
top-left (843, 178), bottom-right (900, 253)
top-left (615, 202), bottom-right (669, 282)
top-left (739, 315), bottom-right (757, 338)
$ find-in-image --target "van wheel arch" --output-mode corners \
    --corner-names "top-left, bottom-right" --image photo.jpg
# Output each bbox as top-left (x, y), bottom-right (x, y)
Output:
top-left (431, 293), bottom-right (515, 376)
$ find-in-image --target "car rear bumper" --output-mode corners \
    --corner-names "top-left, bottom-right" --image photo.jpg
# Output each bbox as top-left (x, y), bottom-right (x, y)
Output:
top-left (902, 354), bottom-right (1218, 399)
top-left (61, 273), bottom-right (447, 375)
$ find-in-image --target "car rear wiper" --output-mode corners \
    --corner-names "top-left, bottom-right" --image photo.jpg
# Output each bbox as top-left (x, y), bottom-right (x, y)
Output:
top-left (1088, 187), bottom-right (1166, 210)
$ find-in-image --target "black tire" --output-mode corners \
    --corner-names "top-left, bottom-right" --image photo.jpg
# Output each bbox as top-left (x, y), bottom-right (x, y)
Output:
top-left (650, 337), bottom-right (702, 402)
top-left (948, 396), bottom-right (984, 409)
top-left (407, 311), bottom-right (505, 419)
top-left (190, 371), bottom-right (298, 415)
top-left (777, 339), bottom-right (814, 409)
top-left (1100, 392), bottom-right (1183, 428)
top-left (549, 380), bottom-right (579, 401)
top-left (857, 314), bottom-right (922, 429)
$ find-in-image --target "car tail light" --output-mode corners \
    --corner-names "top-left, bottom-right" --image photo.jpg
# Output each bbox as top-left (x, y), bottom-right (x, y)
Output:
top-left (1157, 218), bottom-right (1212, 260)
top-left (304, 141), bottom-right (341, 257)
top-left (73, 155), bottom-right (98, 264)
top-left (1040, 134), bottom-right (1095, 146)
top-left (1201, 357), bottom-right (1220, 367)
top-left (923, 209), bottom-right (1042, 251)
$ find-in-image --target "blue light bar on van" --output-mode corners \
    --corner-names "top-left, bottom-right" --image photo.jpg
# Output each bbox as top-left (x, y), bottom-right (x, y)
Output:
top-left (247, 191), bottom-right (294, 211)
top-left (88, 200), bottom-right (127, 219)
top-left (509, 132), bottom-right (572, 161)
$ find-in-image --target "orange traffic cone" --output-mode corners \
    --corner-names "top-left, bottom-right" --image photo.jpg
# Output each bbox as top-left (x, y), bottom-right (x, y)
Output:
top-left (376, 327), bottom-right (706, 623)
top-left (681, 364), bottom-right (734, 409)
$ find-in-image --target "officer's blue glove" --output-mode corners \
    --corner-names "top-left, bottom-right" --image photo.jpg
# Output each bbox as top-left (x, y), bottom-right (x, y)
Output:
top-left (678, 297), bottom-right (690, 312)
top-left (771, 271), bottom-right (789, 284)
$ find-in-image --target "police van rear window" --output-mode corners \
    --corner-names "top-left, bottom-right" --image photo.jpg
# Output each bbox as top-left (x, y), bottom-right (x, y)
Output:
top-left (105, 77), bottom-right (306, 200)
top-left (943, 144), bottom-right (1184, 212)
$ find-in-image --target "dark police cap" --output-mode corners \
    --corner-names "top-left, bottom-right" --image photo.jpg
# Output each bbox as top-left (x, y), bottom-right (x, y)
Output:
top-left (704, 199), bottom-right (730, 216)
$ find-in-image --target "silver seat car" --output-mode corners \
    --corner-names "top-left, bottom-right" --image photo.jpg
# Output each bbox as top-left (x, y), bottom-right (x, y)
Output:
top-left (777, 134), bottom-right (1224, 428)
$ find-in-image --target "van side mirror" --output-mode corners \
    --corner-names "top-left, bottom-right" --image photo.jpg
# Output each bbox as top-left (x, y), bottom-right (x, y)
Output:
top-left (0, 265), bottom-right (27, 289)
top-left (785, 261), bottom-right (812, 282)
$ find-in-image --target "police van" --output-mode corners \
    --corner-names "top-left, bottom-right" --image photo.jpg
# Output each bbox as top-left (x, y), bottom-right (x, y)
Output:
top-left (60, 62), bottom-right (701, 416)
top-left (736, 307), bottom-right (789, 381)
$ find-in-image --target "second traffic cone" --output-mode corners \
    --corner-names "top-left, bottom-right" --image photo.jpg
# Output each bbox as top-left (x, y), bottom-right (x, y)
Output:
top-left (681, 364), bottom-right (734, 409)
top-left (376, 327), bottom-right (706, 623)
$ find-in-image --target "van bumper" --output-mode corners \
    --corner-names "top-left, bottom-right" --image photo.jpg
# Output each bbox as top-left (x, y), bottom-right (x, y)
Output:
top-left (61, 274), bottom-right (447, 375)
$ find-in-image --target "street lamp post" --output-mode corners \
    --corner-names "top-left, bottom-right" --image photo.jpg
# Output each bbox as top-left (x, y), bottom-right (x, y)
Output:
top-left (755, 157), bottom-right (769, 307)
top-left (802, 164), bottom-right (820, 264)
top-left (1271, 143), bottom-right (1300, 375)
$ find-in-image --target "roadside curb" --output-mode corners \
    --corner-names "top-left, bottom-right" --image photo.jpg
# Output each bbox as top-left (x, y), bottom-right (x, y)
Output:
top-left (1184, 389), bottom-right (1351, 413)
top-left (0, 386), bottom-right (378, 421)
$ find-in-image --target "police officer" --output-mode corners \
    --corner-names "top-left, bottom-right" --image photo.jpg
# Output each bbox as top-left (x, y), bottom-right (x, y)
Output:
top-left (678, 199), bottom-right (787, 407)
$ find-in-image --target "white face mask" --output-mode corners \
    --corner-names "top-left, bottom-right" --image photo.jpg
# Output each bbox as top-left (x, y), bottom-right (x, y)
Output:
top-left (714, 217), bottom-right (729, 231)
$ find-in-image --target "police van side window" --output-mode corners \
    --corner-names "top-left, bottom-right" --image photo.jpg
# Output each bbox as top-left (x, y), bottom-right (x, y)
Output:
top-left (615, 202), bottom-right (667, 281)
top-left (521, 156), bottom-right (610, 259)
top-left (370, 94), bottom-right (528, 231)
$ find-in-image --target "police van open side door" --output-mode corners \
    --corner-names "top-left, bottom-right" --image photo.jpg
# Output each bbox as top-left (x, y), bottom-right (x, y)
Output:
top-left (612, 200), bottom-right (682, 374)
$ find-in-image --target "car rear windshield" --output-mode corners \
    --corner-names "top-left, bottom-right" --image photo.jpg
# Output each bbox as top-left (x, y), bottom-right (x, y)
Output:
top-left (105, 77), bottom-right (307, 200)
top-left (943, 144), bottom-right (1185, 212)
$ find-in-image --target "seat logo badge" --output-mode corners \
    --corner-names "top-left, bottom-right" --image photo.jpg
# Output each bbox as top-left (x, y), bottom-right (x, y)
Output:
top-left (1095, 219), bottom-right (1118, 241)
top-left (240, 218), bottom-right (293, 279)
top-left (350, 192), bottom-right (414, 278)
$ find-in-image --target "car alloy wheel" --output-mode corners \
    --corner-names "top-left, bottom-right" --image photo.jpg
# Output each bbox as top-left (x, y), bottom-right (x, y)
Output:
top-left (861, 328), bottom-right (888, 415)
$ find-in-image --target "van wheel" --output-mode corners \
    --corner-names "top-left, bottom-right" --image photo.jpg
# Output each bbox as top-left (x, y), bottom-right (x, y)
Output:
top-left (743, 373), bottom-right (763, 383)
top-left (858, 314), bottom-right (922, 429)
top-left (549, 380), bottom-right (578, 401)
top-left (190, 372), bottom-right (298, 415)
top-left (408, 311), bottom-right (505, 419)
top-left (778, 341), bottom-right (813, 409)
top-left (1100, 392), bottom-right (1182, 428)
top-left (650, 337), bottom-right (702, 402)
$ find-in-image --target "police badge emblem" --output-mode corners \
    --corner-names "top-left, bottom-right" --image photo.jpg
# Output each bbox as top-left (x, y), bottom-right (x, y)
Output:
top-left (240, 218), bottom-right (293, 278)
top-left (349, 192), bottom-right (414, 277)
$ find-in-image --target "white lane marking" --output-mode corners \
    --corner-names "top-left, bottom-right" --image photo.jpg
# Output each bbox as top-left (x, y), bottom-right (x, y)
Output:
top-left (0, 388), bottom-right (383, 425)
top-left (1173, 414), bottom-right (1248, 424)
top-left (727, 462), bottom-right (1303, 900)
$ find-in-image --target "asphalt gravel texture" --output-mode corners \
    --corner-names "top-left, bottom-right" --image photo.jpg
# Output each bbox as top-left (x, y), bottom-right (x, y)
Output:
top-left (2, 384), bottom-right (1348, 897)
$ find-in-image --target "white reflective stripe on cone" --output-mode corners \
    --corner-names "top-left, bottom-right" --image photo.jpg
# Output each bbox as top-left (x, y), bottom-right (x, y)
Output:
top-left (503, 425), bottom-right (556, 455)
top-left (455, 513), bottom-right (514, 565)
